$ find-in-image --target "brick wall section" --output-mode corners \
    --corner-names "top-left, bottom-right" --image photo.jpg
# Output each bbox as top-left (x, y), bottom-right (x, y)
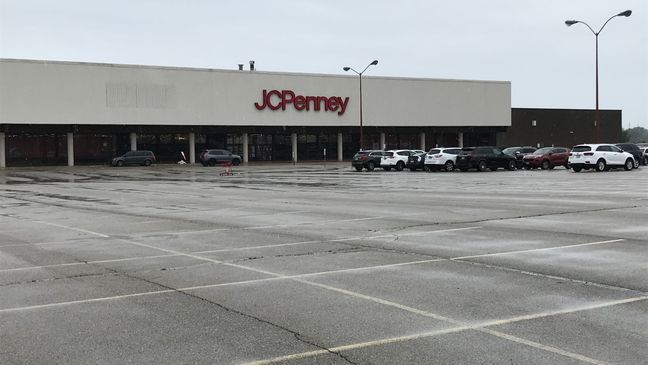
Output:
top-left (500, 108), bottom-right (622, 148)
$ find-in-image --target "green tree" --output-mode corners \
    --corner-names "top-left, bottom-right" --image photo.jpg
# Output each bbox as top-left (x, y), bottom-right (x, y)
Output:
top-left (622, 127), bottom-right (648, 143)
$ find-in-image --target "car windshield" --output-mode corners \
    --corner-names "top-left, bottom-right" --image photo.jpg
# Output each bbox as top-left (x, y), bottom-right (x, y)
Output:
top-left (532, 147), bottom-right (553, 155)
top-left (572, 146), bottom-right (591, 152)
top-left (502, 147), bottom-right (519, 155)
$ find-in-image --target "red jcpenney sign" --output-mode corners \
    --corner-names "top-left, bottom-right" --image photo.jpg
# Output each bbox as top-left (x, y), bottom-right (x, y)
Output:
top-left (254, 89), bottom-right (350, 116)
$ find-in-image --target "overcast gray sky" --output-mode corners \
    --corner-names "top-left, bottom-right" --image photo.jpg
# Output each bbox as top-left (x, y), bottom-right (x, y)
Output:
top-left (1, 0), bottom-right (646, 128)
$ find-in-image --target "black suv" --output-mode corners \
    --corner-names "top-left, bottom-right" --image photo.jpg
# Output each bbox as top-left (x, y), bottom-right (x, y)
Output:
top-left (200, 149), bottom-right (242, 166)
top-left (502, 146), bottom-right (537, 169)
top-left (456, 147), bottom-right (517, 171)
top-left (111, 150), bottom-right (156, 167)
top-left (352, 150), bottom-right (385, 171)
top-left (615, 143), bottom-right (643, 167)
top-left (406, 152), bottom-right (426, 171)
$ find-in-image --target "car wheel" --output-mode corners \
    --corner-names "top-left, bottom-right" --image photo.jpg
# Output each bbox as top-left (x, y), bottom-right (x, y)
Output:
top-left (506, 160), bottom-right (516, 171)
top-left (624, 158), bottom-right (634, 171)
top-left (423, 165), bottom-right (431, 172)
top-left (367, 161), bottom-right (375, 171)
top-left (478, 160), bottom-right (488, 172)
top-left (643, 156), bottom-right (648, 166)
top-left (383, 167), bottom-right (391, 171)
top-left (208, 159), bottom-right (216, 167)
top-left (595, 159), bottom-right (607, 172)
top-left (541, 160), bottom-right (550, 170)
top-left (572, 166), bottom-right (582, 172)
top-left (395, 161), bottom-right (405, 171)
top-left (354, 166), bottom-right (363, 172)
top-left (632, 159), bottom-right (639, 169)
top-left (116, 160), bottom-right (124, 167)
top-left (143, 159), bottom-right (151, 166)
top-left (232, 158), bottom-right (241, 166)
top-left (444, 161), bottom-right (454, 172)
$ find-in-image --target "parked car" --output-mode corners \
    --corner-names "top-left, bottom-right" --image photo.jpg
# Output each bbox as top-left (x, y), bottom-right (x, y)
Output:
top-left (522, 147), bottom-right (570, 170)
top-left (406, 152), bottom-right (427, 171)
top-left (423, 147), bottom-right (462, 171)
top-left (351, 150), bottom-right (385, 171)
top-left (615, 143), bottom-right (643, 167)
top-left (381, 150), bottom-right (414, 171)
top-left (456, 147), bottom-right (517, 171)
top-left (641, 146), bottom-right (648, 165)
top-left (200, 149), bottom-right (242, 166)
top-left (111, 150), bottom-right (156, 167)
top-left (568, 144), bottom-right (635, 172)
top-left (502, 146), bottom-right (537, 168)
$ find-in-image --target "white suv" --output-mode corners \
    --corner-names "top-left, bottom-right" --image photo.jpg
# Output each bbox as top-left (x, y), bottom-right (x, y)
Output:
top-left (424, 147), bottom-right (462, 172)
top-left (381, 150), bottom-right (414, 171)
top-left (568, 144), bottom-right (635, 172)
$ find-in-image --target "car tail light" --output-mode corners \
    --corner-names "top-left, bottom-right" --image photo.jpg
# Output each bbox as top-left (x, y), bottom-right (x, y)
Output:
top-left (584, 152), bottom-right (594, 156)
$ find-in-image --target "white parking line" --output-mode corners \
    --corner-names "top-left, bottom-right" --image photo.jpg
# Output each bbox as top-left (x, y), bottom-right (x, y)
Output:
top-left (242, 327), bottom-right (471, 365)
top-left (33, 220), bottom-right (110, 238)
top-left (0, 254), bottom-right (183, 273)
top-left (0, 226), bottom-right (478, 273)
top-left (0, 259), bottom-right (444, 312)
top-left (0, 290), bottom-right (175, 313)
top-left (452, 239), bottom-right (625, 260)
top-left (242, 295), bottom-right (646, 365)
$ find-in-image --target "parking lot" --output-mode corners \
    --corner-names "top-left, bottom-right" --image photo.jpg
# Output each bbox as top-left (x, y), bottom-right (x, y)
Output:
top-left (1, 163), bottom-right (647, 365)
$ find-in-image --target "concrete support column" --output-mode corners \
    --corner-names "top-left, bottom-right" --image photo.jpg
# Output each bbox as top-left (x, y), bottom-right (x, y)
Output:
top-left (337, 133), bottom-right (343, 161)
top-left (380, 133), bottom-right (386, 150)
top-left (458, 132), bottom-right (464, 148)
top-left (242, 133), bottom-right (249, 163)
top-left (129, 132), bottom-right (137, 151)
top-left (188, 132), bottom-right (196, 164)
top-left (419, 132), bottom-right (426, 151)
top-left (0, 133), bottom-right (6, 168)
top-left (291, 133), bottom-right (298, 163)
top-left (67, 132), bottom-right (74, 166)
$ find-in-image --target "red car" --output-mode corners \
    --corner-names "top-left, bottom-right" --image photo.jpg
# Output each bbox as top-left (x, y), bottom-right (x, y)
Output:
top-left (522, 147), bottom-right (570, 169)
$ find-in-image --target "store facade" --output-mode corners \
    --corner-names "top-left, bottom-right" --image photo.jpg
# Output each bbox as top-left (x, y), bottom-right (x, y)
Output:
top-left (0, 59), bottom-right (511, 166)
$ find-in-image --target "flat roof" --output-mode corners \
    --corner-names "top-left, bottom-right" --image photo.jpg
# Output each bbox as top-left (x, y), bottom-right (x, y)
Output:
top-left (0, 58), bottom-right (511, 85)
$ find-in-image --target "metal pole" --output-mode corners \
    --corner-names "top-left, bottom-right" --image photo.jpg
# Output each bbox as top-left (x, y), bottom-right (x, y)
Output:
top-left (595, 34), bottom-right (600, 143)
top-left (359, 73), bottom-right (364, 151)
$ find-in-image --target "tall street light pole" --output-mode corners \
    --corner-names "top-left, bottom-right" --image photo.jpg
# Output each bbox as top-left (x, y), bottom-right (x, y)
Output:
top-left (565, 10), bottom-right (632, 143)
top-left (343, 60), bottom-right (378, 151)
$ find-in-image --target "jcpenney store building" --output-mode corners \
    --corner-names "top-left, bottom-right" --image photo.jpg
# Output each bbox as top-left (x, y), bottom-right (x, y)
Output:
top-left (0, 59), bottom-right (511, 166)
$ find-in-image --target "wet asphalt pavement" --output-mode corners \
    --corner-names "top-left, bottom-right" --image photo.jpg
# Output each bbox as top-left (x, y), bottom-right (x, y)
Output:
top-left (0, 162), bottom-right (647, 365)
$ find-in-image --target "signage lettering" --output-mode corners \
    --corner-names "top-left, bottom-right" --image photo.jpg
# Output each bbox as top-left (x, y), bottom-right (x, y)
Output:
top-left (255, 89), bottom-right (349, 116)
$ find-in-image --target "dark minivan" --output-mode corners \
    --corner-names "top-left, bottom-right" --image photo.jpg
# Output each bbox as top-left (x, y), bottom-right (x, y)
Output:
top-left (456, 147), bottom-right (517, 171)
top-left (111, 150), bottom-right (156, 167)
